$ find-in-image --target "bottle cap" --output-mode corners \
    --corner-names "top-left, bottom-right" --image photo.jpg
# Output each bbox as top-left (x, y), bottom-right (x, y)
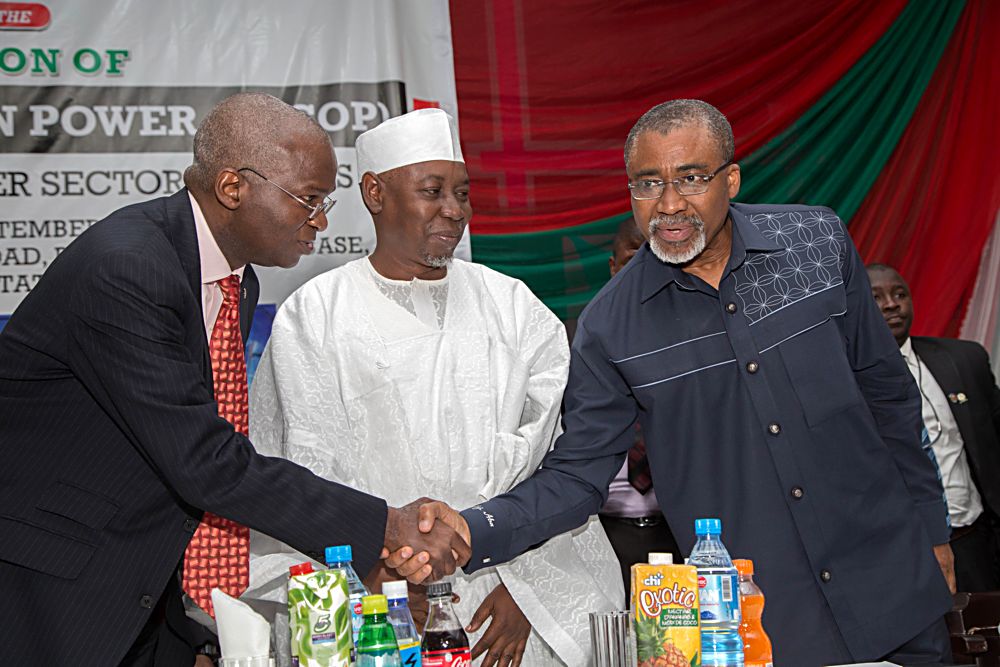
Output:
top-left (362, 594), bottom-right (388, 616)
top-left (648, 552), bottom-right (674, 565)
top-left (324, 544), bottom-right (352, 564)
top-left (733, 559), bottom-right (754, 576)
top-left (694, 518), bottom-right (722, 536)
top-left (427, 581), bottom-right (453, 598)
top-left (382, 580), bottom-right (409, 601)
top-left (288, 562), bottom-right (314, 577)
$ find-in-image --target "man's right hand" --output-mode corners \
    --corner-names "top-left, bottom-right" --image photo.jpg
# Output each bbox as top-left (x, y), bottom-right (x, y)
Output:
top-left (384, 498), bottom-right (471, 582)
top-left (385, 500), bottom-right (472, 578)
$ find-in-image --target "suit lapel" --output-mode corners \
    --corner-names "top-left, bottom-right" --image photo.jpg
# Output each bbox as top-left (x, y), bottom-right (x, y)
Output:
top-left (912, 337), bottom-right (977, 444)
top-left (161, 188), bottom-right (213, 388)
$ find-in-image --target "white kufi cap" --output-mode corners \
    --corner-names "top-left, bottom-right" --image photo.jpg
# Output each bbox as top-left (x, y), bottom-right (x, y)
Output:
top-left (356, 108), bottom-right (464, 176)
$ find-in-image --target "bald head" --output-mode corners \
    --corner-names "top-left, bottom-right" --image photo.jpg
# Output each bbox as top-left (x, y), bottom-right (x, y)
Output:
top-left (185, 93), bottom-right (332, 193)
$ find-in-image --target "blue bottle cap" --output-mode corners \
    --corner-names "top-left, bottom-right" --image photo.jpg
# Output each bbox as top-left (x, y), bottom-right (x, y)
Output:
top-left (324, 544), bottom-right (352, 564)
top-left (694, 518), bottom-right (722, 535)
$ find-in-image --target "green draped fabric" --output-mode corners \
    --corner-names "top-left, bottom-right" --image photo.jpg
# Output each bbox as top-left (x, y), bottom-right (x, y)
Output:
top-left (739, 0), bottom-right (965, 219)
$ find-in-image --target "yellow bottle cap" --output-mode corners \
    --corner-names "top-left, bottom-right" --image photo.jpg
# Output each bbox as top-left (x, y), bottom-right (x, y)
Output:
top-left (362, 594), bottom-right (388, 615)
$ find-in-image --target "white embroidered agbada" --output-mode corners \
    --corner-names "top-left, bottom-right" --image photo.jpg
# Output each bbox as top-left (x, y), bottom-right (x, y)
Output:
top-left (246, 256), bottom-right (624, 666)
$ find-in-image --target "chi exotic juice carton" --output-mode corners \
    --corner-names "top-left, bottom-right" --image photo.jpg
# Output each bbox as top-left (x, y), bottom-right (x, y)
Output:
top-left (287, 563), bottom-right (353, 667)
top-left (631, 553), bottom-right (701, 667)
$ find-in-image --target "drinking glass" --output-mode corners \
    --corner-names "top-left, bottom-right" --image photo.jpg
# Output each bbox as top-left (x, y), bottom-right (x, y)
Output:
top-left (589, 609), bottom-right (636, 667)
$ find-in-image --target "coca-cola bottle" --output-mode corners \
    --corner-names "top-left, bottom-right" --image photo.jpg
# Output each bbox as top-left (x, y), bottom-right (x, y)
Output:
top-left (421, 582), bottom-right (470, 667)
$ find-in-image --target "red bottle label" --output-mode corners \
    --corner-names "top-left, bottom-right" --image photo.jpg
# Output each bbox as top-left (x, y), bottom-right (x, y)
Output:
top-left (422, 648), bottom-right (471, 667)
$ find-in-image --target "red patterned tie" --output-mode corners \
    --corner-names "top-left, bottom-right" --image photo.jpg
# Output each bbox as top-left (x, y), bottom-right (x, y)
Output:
top-left (182, 274), bottom-right (250, 618)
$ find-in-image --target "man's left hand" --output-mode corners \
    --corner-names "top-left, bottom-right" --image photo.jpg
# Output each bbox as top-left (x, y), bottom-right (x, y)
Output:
top-left (933, 543), bottom-right (957, 593)
top-left (467, 583), bottom-right (530, 667)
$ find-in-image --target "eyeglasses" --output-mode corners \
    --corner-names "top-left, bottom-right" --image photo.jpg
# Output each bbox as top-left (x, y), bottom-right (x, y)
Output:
top-left (627, 161), bottom-right (733, 200)
top-left (237, 167), bottom-right (336, 221)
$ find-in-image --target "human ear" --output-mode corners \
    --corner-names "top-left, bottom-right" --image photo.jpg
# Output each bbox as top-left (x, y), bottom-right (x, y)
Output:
top-left (216, 169), bottom-right (242, 211)
top-left (359, 172), bottom-right (384, 215)
top-left (726, 163), bottom-right (741, 199)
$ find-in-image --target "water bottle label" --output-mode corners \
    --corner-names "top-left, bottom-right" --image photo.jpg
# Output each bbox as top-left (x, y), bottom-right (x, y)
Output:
top-left (421, 648), bottom-right (471, 666)
top-left (697, 573), bottom-right (740, 622)
top-left (397, 641), bottom-right (421, 666)
top-left (350, 596), bottom-right (365, 640)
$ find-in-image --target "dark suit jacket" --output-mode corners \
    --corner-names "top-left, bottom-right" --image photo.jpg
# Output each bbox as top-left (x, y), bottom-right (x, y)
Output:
top-left (0, 189), bottom-right (387, 665)
top-left (912, 336), bottom-right (1000, 518)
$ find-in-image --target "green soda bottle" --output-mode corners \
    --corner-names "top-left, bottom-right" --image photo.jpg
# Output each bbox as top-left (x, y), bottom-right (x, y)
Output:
top-left (357, 594), bottom-right (402, 667)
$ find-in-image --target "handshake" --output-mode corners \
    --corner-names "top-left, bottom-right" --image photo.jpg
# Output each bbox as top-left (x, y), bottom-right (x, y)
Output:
top-left (381, 498), bottom-right (473, 583)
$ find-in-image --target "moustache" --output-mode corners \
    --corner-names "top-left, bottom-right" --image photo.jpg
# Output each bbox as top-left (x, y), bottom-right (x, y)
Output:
top-left (649, 214), bottom-right (705, 233)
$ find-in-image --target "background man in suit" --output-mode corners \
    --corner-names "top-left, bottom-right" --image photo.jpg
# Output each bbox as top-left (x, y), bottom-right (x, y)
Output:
top-left (869, 263), bottom-right (1000, 592)
top-left (0, 93), bottom-right (466, 667)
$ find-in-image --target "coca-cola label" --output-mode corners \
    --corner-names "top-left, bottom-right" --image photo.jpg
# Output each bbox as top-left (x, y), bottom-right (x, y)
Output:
top-left (422, 648), bottom-right (471, 667)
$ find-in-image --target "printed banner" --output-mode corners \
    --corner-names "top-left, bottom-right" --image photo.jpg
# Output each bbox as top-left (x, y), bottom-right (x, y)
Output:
top-left (0, 0), bottom-right (465, 322)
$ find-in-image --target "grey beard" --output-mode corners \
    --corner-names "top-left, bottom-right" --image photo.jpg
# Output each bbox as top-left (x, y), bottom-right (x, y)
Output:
top-left (648, 214), bottom-right (706, 264)
top-left (423, 254), bottom-right (453, 269)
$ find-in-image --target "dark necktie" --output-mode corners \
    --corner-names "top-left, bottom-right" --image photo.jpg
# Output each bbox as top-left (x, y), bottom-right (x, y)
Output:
top-left (182, 275), bottom-right (250, 618)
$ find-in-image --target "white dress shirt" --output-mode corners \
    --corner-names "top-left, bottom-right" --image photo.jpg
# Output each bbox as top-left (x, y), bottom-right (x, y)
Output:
top-left (901, 337), bottom-right (983, 528)
top-left (189, 192), bottom-right (245, 338)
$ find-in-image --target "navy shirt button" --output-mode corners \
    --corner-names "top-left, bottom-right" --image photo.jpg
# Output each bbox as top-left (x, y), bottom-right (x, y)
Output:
top-left (184, 518), bottom-right (198, 532)
top-left (746, 361), bottom-right (759, 374)
top-left (140, 594), bottom-right (154, 608)
top-left (791, 486), bottom-right (804, 499)
top-left (768, 422), bottom-right (781, 435)
top-left (726, 302), bottom-right (737, 314)
top-left (820, 569), bottom-right (832, 583)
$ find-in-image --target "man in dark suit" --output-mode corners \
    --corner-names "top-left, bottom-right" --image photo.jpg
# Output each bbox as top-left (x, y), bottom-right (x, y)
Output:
top-left (0, 93), bottom-right (466, 666)
top-left (869, 263), bottom-right (1000, 592)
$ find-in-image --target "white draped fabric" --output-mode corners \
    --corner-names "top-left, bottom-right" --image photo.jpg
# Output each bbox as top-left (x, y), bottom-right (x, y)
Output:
top-left (246, 257), bottom-right (624, 666)
top-left (960, 211), bottom-right (1000, 380)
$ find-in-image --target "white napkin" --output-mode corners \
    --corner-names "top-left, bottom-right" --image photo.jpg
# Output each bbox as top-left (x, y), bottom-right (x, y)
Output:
top-left (212, 588), bottom-right (271, 659)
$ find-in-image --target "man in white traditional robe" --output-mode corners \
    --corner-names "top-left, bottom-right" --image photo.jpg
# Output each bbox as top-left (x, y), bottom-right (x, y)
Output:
top-left (245, 108), bottom-right (623, 666)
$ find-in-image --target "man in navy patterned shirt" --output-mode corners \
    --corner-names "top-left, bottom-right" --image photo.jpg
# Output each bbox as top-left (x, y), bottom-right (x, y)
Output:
top-left (403, 100), bottom-right (955, 666)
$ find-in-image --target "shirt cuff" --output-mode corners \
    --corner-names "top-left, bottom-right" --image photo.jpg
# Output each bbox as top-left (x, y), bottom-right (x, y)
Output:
top-left (916, 498), bottom-right (951, 545)
top-left (460, 504), bottom-right (506, 574)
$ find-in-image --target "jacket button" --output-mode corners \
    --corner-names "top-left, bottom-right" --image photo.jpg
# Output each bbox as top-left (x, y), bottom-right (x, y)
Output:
top-left (746, 361), bottom-right (759, 374)
top-left (184, 518), bottom-right (199, 532)
top-left (768, 423), bottom-right (781, 435)
top-left (791, 486), bottom-right (804, 499)
top-left (820, 570), bottom-right (832, 583)
top-left (140, 594), bottom-right (154, 609)
top-left (726, 302), bottom-right (737, 314)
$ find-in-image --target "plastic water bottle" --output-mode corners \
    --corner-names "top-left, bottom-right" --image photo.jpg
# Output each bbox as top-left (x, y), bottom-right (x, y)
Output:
top-left (382, 580), bottom-right (422, 667)
top-left (734, 559), bottom-right (773, 667)
top-left (357, 594), bottom-right (402, 666)
top-left (688, 518), bottom-right (743, 666)
top-left (326, 544), bottom-right (371, 662)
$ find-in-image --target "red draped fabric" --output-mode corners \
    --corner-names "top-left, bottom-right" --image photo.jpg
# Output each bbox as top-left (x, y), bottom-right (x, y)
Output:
top-left (452, 0), bottom-right (906, 233)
